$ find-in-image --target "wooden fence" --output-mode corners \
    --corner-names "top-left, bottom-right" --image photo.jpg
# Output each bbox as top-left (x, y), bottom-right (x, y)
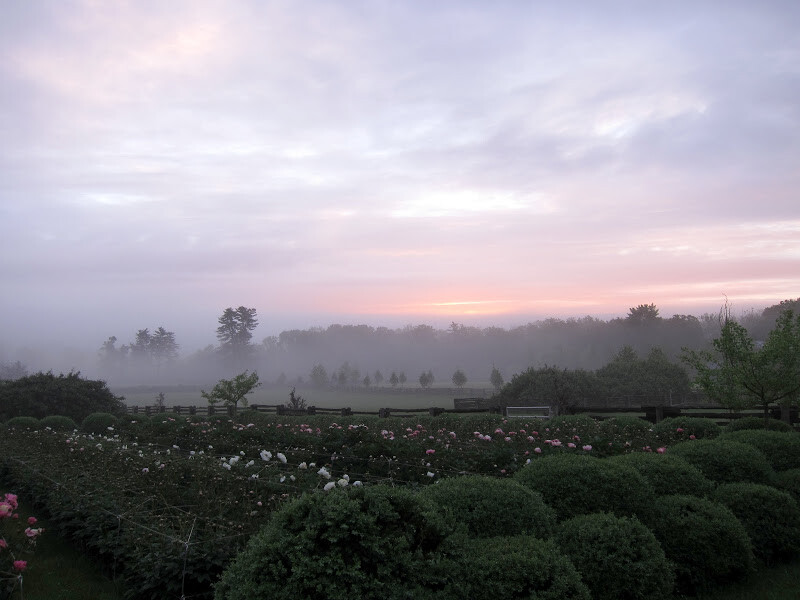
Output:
top-left (126, 401), bottom-right (799, 424)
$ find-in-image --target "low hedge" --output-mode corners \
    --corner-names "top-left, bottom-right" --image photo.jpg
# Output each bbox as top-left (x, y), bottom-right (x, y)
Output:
top-left (80, 412), bottom-right (119, 434)
top-left (598, 416), bottom-right (653, 438)
top-left (514, 454), bottom-right (655, 521)
top-left (608, 452), bottom-right (715, 498)
top-left (719, 429), bottom-right (800, 472)
top-left (726, 416), bottom-right (793, 433)
top-left (555, 512), bottom-right (674, 600)
top-left (418, 475), bottom-right (556, 539)
top-left (4, 416), bottom-right (40, 430)
top-left (39, 415), bottom-right (78, 431)
top-left (667, 438), bottom-right (776, 485)
top-left (776, 468), bottom-right (800, 504)
top-left (712, 482), bottom-right (800, 565)
top-left (653, 416), bottom-right (721, 440)
top-left (645, 494), bottom-right (754, 595)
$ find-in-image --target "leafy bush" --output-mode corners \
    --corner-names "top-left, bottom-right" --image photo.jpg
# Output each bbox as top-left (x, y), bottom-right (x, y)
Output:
top-left (235, 409), bottom-right (275, 427)
top-left (645, 495), bottom-right (754, 595)
top-left (514, 454), bottom-right (655, 521)
top-left (4, 416), bottom-right (39, 430)
top-left (776, 468), bottom-right (800, 505)
top-left (38, 415), bottom-right (77, 431)
top-left (667, 438), bottom-right (776, 485)
top-left (719, 429), bottom-right (800, 472)
top-left (214, 485), bottom-right (457, 600)
top-left (609, 452), bottom-right (715, 497)
top-left (555, 512), bottom-right (674, 600)
top-left (598, 416), bottom-right (653, 437)
top-left (0, 371), bottom-right (125, 422)
top-left (454, 535), bottom-right (591, 600)
top-left (726, 416), bottom-right (792, 432)
top-left (545, 414), bottom-right (599, 435)
top-left (653, 416), bottom-right (721, 440)
top-left (712, 483), bottom-right (800, 565)
top-left (80, 412), bottom-right (119, 435)
top-left (418, 475), bottom-right (556, 538)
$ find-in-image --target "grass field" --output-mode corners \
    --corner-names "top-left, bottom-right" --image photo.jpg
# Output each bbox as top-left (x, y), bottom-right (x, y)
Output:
top-left (114, 384), bottom-right (492, 412)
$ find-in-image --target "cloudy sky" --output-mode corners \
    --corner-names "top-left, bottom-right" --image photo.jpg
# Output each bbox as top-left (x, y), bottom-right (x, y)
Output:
top-left (1, 0), bottom-right (799, 356)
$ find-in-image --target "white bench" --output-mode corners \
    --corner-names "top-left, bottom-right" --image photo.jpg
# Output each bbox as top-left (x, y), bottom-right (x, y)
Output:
top-left (505, 406), bottom-right (551, 419)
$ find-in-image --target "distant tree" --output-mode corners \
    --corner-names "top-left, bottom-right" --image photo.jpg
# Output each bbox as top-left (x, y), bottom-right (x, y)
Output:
top-left (155, 392), bottom-right (165, 410)
top-left (399, 372), bottom-right (407, 387)
top-left (419, 370), bottom-right (434, 389)
top-left (337, 362), bottom-right (351, 387)
top-left (626, 303), bottom-right (661, 325)
top-left (0, 361), bottom-right (28, 381)
top-left (98, 336), bottom-right (128, 375)
top-left (362, 374), bottom-right (371, 388)
top-left (374, 370), bottom-right (384, 387)
top-left (201, 371), bottom-right (260, 417)
top-left (389, 371), bottom-right (399, 388)
top-left (492, 365), bottom-right (599, 415)
top-left (452, 369), bottom-right (467, 388)
top-left (285, 387), bottom-right (307, 410)
top-left (349, 365), bottom-right (361, 387)
top-left (490, 366), bottom-right (504, 391)
top-left (275, 372), bottom-right (287, 386)
top-left (216, 307), bottom-right (259, 368)
top-left (309, 364), bottom-right (328, 388)
top-left (150, 326), bottom-right (179, 371)
top-left (129, 329), bottom-right (151, 362)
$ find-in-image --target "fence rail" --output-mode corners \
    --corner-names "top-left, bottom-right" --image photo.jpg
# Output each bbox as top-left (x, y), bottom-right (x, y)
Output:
top-left (126, 402), bottom-right (799, 424)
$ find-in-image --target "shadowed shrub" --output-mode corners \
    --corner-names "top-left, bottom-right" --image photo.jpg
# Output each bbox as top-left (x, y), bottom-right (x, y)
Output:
top-left (39, 415), bottom-right (78, 431)
top-left (4, 416), bottom-right (39, 430)
top-left (776, 468), bottom-right (800, 505)
top-left (667, 438), bottom-right (776, 485)
top-left (712, 482), bottom-right (800, 565)
top-left (514, 453), bottom-right (654, 521)
top-left (609, 452), bottom-right (715, 497)
top-left (555, 512), bottom-right (675, 600)
top-left (726, 416), bottom-right (792, 433)
top-left (653, 417), bottom-right (721, 440)
top-left (418, 475), bottom-right (556, 539)
top-left (719, 429), bottom-right (800, 472)
top-left (80, 412), bottom-right (119, 435)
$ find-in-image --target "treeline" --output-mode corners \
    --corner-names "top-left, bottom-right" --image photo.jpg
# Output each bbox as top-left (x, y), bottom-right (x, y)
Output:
top-left (73, 299), bottom-right (800, 387)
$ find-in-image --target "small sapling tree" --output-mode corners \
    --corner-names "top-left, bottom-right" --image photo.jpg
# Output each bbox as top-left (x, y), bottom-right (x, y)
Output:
top-left (201, 371), bottom-right (260, 417)
top-left (452, 369), bottom-right (467, 388)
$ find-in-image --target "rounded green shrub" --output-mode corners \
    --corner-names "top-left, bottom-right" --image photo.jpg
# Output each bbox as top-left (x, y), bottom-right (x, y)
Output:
top-left (609, 452), bottom-right (715, 497)
top-left (667, 438), bottom-right (776, 485)
top-left (712, 482), bottom-right (800, 565)
top-left (598, 416), bottom-right (653, 437)
top-left (545, 414), bottom-right (599, 435)
top-left (776, 468), bottom-right (800, 505)
top-left (456, 536), bottom-right (591, 600)
top-left (719, 429), bottom-right (800, 472)
top-left (555, 512), bottom-right (675, 600)
top-left (645, 495), bottom-right (754, 595)
top-left (214, 485), bottom-right (457, 600)
top-left (80, 412), bottom-right (119, 434)
top-left (418, 475), bottom-right (556, 539)
top-left (726, 416), bottom-right (792, 432)
top-left (5, 416), bottom-right (40, 430)
top-left (514, 454), bottom-right (655, 521)
top-left (653, 416), bottom-right (721, 440)
top-left (39, 415), bottom-right (78, 431)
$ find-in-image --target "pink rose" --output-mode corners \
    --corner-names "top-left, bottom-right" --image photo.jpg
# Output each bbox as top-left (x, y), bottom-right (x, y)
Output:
top-left (13, 560), bottom-right (27, 572)
top-left (28, 516), bottom-right (37, 525)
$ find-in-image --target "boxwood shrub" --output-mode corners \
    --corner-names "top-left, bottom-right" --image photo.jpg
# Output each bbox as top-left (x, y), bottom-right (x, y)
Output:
top-left (726, 416), bottom-right (793, 433)
top-left (544, 414), bottom-right (599, 436)
top-left (4, 416), bottom-right (39, 430)
top-left (514, 453), bottom-right (654, 521)
top-left (712, 482), bottom-right (800, 565)
top-left (645, 494), bottom-right (754, 595)
top-left (667, 438), bottom-right (776, 485)
top-left (417, 475), bottom-right (556, 539)
top-left (80, 412), bottom-right (119, 434)
top-left (39, 415), bottom-right (78, 431)
top-left (214, 485), bottom-right (458, 600)
top-left (609, 452), bottom-right (715, 497)
top-left (718, 429), bottom-right (800, 472)
top-left (776, 468), bottom-right (800, 504)
top-left (598, 416), bottom-right (653, 437)
top-left (555, 512), bottom-right (674, 600)
top-left (455, 535), bottom-right (591, 600)
top-left (652, 416), bottom-right (721, 440)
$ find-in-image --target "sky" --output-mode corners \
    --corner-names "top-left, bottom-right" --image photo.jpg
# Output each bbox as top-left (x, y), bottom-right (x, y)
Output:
top-left (1, 0), bottom-right (799, 358)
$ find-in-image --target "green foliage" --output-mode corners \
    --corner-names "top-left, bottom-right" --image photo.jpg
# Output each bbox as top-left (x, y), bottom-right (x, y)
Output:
top-left (668, 438), bottom-right (776, 485)
top-left (712, 482), bottom-right (800, 565)
top-left (719, 429), bottom-right (800, 471)
top-left (39, 415), bottom-right (78, 431)
top-left (598, 415), bottom-right (653, 437)
top-left (490, 366), bottom-right (504, 391)
top-left (214, 485), bottom-right (456, 600)
top-left (609, 452), bottom-right (715, 497)
top-left (418, 369), bottom-right (434, 389)
top-left (775, 468), bottom-right (800, 505)
top-left (201, 371), bottom-right (260, 416)
top-left (451, 368), bottom-right (467, 388)
top-left (596, 345), bottom-right (690, 402)
top-left (545, 414), bottom-right (599, 435)
top-left (652, 416), bottom-right (721, 439)
top-left (493, 365), bottom-right (599, 414)
top-left (417, 475), bottom-right (556, 539)
top-left (555, 512), bottom-right (675, 600)
top-left (726, 415), bottom-right (793, 432)
top-left (645, 495), bottom-right (755, 595)
top-left (309, 363), bottom-right (328, 388)
top-left (455, 536), bottom-right (591, 600)
top-left (0, 371), bottom-right (125, 422)
top-left (5, 416), bottom-right (40, 430)
top-left (80, 412), bottom-right (119, 435)
top-left (514, 454), bottom-right (655, 521)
